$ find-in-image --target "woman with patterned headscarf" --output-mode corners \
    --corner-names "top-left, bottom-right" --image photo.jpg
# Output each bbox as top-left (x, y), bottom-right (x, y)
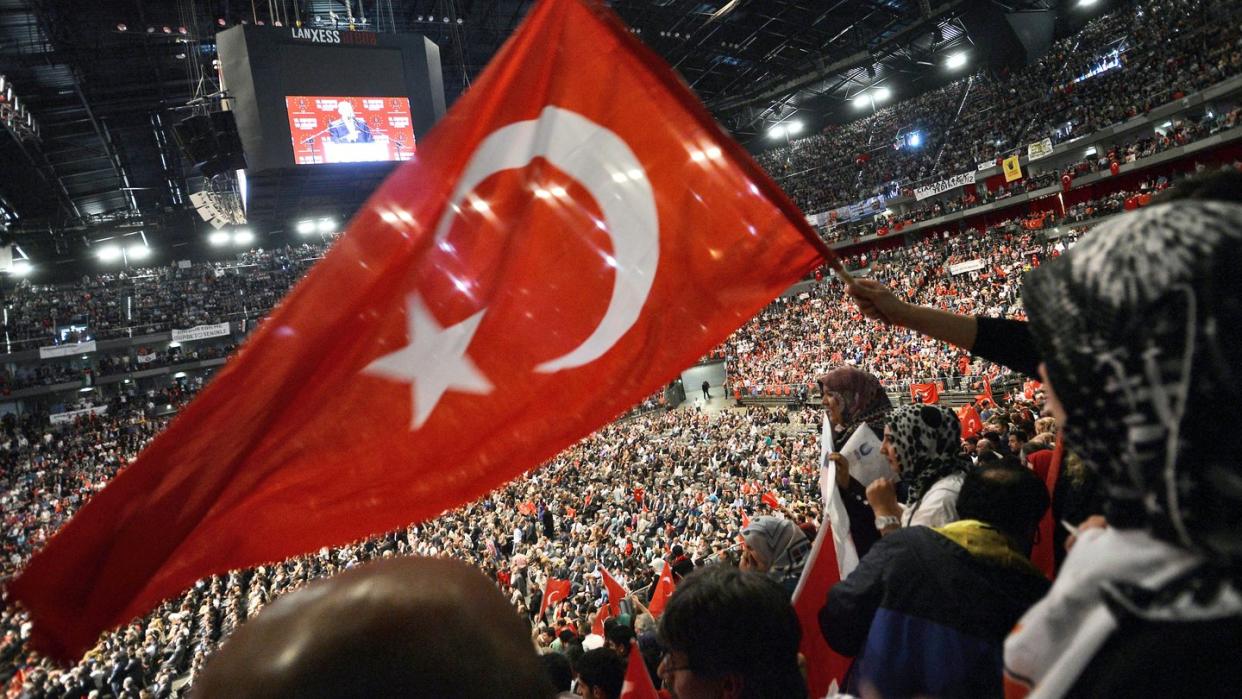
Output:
top-left (866, 403), bottom-right (972, 535)
top-left (1002, 200), bottom-right (1242, 696)
top-left (740, 516), bottom-right (811, 598)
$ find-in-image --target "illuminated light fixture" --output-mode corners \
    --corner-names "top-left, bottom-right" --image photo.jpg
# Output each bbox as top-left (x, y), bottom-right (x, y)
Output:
top-left (127, 244), bottom-right (151, 260)
top-left (173, 371), bottom-right (187, 378)
top-left (146, 26), bottom-right (156, 33)
top-left (96, 244), bottom-right (122, 262)
top-left (162, 26), bottom-right (172, 33)
top-left (1085, 146), bottom-right (1097, 156)
top-left (785, 120), bottom-right (804, 136)
top-left (768, 125), bottom-right (786, 139)
top-left (168, 341), bottom-right (181, 348)
top-left (178, 26), bottom-right (188, 34)
top-left (295, 219), bottom-right (316, 235)
top-left (208, 231), bottom-right (230, 246)
top-left (317, 217), bottom-right (337, 233)
top-left (79, 387), bottom-right (93, 393)
top-left (233, 229), bottom-right (255, 245)
top-left (10, 259), bottom-right (31, 277)
top-left (873, 87), bottom-right (892, 102)
top-left (217, 17), bottom-right (226, 26)
top-left (946, 52), bottom-right (968, 70)
top-left (1077, 0), bottom-right (1098, 6)
top-left (116, 23), bottom-right (128, 31)
top-left (853, 95), bottom-right (873, 109)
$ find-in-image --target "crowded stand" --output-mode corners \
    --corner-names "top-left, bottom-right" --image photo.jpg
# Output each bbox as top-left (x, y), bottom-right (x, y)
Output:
top-left (759, 0), bottom-right (1242, 219)
top-left (2, 0), bottom-right (1242, 697)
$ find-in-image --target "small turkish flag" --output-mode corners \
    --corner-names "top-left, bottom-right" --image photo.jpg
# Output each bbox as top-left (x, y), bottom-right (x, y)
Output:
top-left (761, 491), bottom-right (782, 510)
top-left (792, 523), bottom-right (853, 697)
top-left (910, 382), bottom-right (940, 404)
top-left (647, 565), bottom-right (676, 618)
top-left (9, 0), bottom-right (831, 661)
top-left (620, 644), bottom-right (660, 699)
top-left (599, 565), bottom-right (630, 617)
top-left (540, 577), bottom-right (572, 620)
top-left (957, 404), bottom-right (984, 439)
top-left (591, 604), bottom-right (610, 637)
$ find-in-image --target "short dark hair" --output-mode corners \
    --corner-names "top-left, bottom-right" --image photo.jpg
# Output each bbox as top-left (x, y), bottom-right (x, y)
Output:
top-left (956, 465), bottom-right (1050, 544)
top-left (658, 565), bottom-right (805, 699)
top-left (1009, 429), bottom-right (1028, 442)
top-left (539, 652), bottom-right (573, 692)
top-left (575, 648), bottom-right (625, 699)
top-left (604, 623), bottom-right (634, 651)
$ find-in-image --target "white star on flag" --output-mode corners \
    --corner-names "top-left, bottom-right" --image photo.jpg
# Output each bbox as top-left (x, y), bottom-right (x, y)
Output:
top-left (363, 293), bottom-right (492, 429)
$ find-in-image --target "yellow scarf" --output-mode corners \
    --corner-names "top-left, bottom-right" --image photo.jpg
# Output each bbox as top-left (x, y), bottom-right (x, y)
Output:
top-left (935, 520), bottom-right (1041, 576)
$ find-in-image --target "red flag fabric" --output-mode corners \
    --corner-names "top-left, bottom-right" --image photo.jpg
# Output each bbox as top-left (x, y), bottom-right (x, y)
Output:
top-left (540, 577), bottom-right (572, 620)
top-left (761, 491), bottom-right (781, 510)
top-left (957, 404), bottom-right (983, 439)
top-left (1030, 439), bottom-right (1064, 579)
top-left (909, 382), bottom-right (940, 404)
top-left (740, 510), bottom-right (751, 529)
top-left (620, 642), bottom-right (660, 699)
top-left (647, 564), bottom-right (676, 618)
top-left (792, 519), bottom-right (853, 696)
top-left (591, 604), bottom-right (610, 637)
top-left (9, 0), bottom-right (832, 661)
top-left (975, 379), bottom-right (995, 409)
top-left (599, 565), bottom-right (630, 617)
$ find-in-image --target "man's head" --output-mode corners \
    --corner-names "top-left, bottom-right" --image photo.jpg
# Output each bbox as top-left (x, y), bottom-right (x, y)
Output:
top-left (193, 557), bottom-right (551, 698)
top-left (575, 648), bottom-right (625, 699)
top-left (955, 465), bottom-right (1050, 553)
top-left (657, 565), bottom-right (804, 699)
top-left (604, 621), bottom-right (635, 655)
top-left (540, 652), bottom-right (574, 694)
top-left (1007, 429), bottom-right (1028, 455)
top-left (336, 101), bottom-right (355, 118)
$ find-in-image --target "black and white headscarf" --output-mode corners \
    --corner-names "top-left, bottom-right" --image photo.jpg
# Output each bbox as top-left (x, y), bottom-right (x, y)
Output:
top-left (1023, 201), bottom-right (1242, 567)
top-left (886, 404), bottom-right (969, 502)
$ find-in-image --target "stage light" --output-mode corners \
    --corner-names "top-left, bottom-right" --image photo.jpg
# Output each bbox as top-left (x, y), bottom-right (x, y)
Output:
top-left (173, 371), bottom-right (187, 378)
top-left (906, 131), bottom-right (922, 147)
top-left (162, 26), bottom-right (172, 33)
top-left (767, 125), bottom-right (786, 139)
top-left (116, 23), bottom-right (128, 31)
top-left (208, 231), bottom-right (230, 246)
top-left (946, 52), bottom-right (968, 70)
top-left (233, 229), bottom-right (255, 245)
top-left (786, 120), bottom-right (804, 136)
top-left (127, 244), bottom-right (151, 261)
top-left (178, 26), bottom-right (188, 34)
top-left (146, 26), bottom-right (155, 33)
top-left (317, 217), bottom-right (337, 233)
top-left (1077, 0), bottom-right (1098, 6)
top-left (295, 219), bottom-right (316, 235)
top-left (853, 95), bottom-right (872, 109)
top-left (168, 341), bottom-right (181, 348)
top-left (217, 18), bottom-right (226, 26)
top-left (10, 260), bottom-right (31, 277)
top-left (874, 87), bottom-right (892, 102)
top-left (97, 245), bottom-right (122, 262)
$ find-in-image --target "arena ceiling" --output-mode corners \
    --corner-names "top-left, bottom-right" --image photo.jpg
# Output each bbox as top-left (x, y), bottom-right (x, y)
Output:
top-left (0, 0), bottom-right (1071, 275)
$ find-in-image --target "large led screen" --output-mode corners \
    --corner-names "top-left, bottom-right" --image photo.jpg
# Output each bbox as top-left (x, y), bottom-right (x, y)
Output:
top-left (285, 96), bottom-right (416, 164)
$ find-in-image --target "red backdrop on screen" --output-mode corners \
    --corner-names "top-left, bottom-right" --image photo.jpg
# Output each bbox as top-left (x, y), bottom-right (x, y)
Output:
top-left (285, 95), bottom-right (416, 165)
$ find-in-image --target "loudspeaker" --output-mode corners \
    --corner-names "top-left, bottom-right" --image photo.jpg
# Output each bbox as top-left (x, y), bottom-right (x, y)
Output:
top-left (174, 111), bottom-right (247, 177)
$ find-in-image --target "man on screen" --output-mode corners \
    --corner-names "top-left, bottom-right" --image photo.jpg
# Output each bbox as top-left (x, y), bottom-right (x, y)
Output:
top-left (327, 101), bottom-right (373, 143)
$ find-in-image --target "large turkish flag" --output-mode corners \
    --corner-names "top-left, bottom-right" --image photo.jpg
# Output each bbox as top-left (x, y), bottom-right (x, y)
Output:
top-left (8, 0), bottom-right (833, 660)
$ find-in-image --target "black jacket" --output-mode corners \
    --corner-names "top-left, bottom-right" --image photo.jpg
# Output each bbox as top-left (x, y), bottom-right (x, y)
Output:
top-left (821, 522), bottom-right (1049, 698)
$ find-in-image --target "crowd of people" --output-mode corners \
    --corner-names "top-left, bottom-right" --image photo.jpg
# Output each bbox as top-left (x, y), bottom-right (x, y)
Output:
top-left (1, 0), bottom-right (1241, 694)
top-left (757, 0), bottom-right (1242, 219)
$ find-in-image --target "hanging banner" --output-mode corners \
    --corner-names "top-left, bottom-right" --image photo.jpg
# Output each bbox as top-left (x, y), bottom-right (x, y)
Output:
top-left (977, 161), bottom-right (993, 172)
top-left (1003, 155), bottom-right (1023, 182)
top-left (39, 341), bottom-right (97, 360)
top-left (170, 323), bottom-right (231, 343)
top-left (949, 259), bottom-right (986, 276)
top-left (1027, 137), bottom-right (1054, 161)
top-left (136, 353), bottom-right (159, 365)
top-left (49, 405), bottom-right (108, 425)
top-left (913, 171), bottom-right (976, 202)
